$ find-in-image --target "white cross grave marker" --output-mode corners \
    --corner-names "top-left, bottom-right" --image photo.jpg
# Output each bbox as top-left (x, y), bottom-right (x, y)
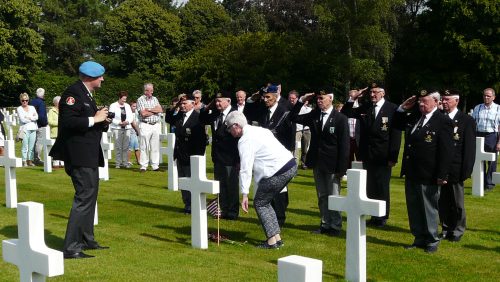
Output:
top-left (40, 127), bottom-right (55, 173)
top-left (159, 133), bottom-right (168, 164)
top-left (0, 140), bottom-right (23, 208)
top-left (472, 137), bottom-right (495, 197)
top-left (5, 110), bottom-right (17, 141)
top-left (166, 133), bottom-right (178, 191)
top-left (98, 132), bottom-right (114, 181)
top-left (329, 169), bottom-right (385, 282)
top-left (2, 201), bottom-right (64, 282)
top-left (178, 155), bottom-right (219, 249)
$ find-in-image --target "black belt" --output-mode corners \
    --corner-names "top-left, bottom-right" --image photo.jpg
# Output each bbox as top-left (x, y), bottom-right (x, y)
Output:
top-left (142, 121), bottom-right (157, 125)
top-left (273, 159), bottom-right (296, 176)
top-left (477, 132), bottom-right (497, 136)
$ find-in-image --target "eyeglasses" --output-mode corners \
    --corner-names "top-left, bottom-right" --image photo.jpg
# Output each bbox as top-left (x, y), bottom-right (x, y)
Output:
top-left (21, 100), bottom-right (28, 102)
top-left (194, 96), bottom-right (201, 99)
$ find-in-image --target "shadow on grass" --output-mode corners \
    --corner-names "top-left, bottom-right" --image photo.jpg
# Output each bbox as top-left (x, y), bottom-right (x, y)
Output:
top-left (467, 227), bottom-right (500, 235)
top-left (366, 235), bottom-right (407, 248)
top-left (50, 213), bottom-right (68, 220)
top-left (462, 244), bottom-right (500, 253)
top-left (140, 232), bottom-right (188, 245)
top-left (0, 225), bottom-right (64, 250)
top-left (117, 199), bottom-right (181, 213)
top-left (287, 207), bottom-right (318, 217)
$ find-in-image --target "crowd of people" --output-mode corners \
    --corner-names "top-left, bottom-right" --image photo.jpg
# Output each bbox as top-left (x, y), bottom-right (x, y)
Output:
top-left (0, 60), bottom-right (497, 257)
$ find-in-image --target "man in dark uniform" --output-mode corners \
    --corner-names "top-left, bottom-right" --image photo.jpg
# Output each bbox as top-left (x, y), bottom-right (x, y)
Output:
top-left (49, 61), bottom-right (110, 259)
top-left (165, 94), bottom-right (207, 214)
top-left (439, 90), bottom-right (476, 242)
top-left (394, 90), bottom-right (454, 253)
top-left (199, 92), bottom-right (240, 219)
top-left (289, 91), bottom-right (350, 236)
top-left (341, 84), bottom-right (402, 227)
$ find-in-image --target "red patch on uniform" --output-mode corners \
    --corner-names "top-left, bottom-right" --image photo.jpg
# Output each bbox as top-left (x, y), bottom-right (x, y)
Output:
top-left (66, 96), bottom-right (75, 105)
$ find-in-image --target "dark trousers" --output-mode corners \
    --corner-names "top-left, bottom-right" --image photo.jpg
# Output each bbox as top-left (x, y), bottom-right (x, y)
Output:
top-left (313, 169), bottom-right (342, 231)
top-left (479, 132), bottom-right (498, 188)
top-left (439, 182), bottom-right (466, 238)
top-left (178, 164), bottom-right (191, 211)
top-left (255, 164), bottom-right (297, 238)
top-left (214, 163), bottom-right (239, 219)
top-left (366, 163), bottom-right (392, 221)
top-left (405, 180), bottom-right (440, 247)
top-left (271, 191), bottom-right (289, 227)
top-left (63, 166), bottom-right (99, 254)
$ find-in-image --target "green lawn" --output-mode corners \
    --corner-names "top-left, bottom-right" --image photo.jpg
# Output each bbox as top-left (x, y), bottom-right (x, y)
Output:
top-left (0, 142), bottom-right (499, 281)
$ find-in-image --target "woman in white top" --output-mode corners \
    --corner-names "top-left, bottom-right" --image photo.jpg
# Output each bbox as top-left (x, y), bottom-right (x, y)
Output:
top-left (17, 93), bottom-right (38, 166)
top-left (109, 91), bottom-right (134, 168)
top-left (225, 111), bottom-right (297, 249)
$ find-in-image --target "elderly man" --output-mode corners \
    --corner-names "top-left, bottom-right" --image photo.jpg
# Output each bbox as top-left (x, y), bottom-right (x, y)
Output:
top-left (226, 110), bottom-right (297, 249)
top-left (165, 94), bottom-right (207, 214)
top-left (50, 61), bottom-right (110, 259)
top-left (341, 84), bottom-right (401, 227)
top-left (235, 90), bottom-right (246, 113)
top-left (394, 90), bottom-right (454, 253)
top-left (31, 87), bottom-right (48, 165)
top-left (136, 83), bottom-right (163, 172)
top-left (471, 88), bottom-right (500, 191)
top-left (439, 90), bottom-right (476, 242)
top-left (341, 87), bottom-right (368, 167)
top-left (290, 91), bottom-right (350, 236)
top-left (200, 92), bottom-right (240, 219)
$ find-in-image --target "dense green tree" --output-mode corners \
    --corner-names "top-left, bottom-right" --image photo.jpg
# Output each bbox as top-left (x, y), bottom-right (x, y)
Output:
top-left (178, 0), bottom-right (231, 53)
top-left (0, 0), bottom-right (42, 105)
top-left (100, 0), bottom-right (184, 77)
top-left (389, 0), bottom-right (499, 107)
top-left (38, 0), bottom-right (108, 75)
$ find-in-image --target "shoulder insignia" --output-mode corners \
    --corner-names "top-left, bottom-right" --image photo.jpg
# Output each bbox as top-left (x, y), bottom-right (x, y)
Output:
top-left (66, 96), bottom-right (75, 106)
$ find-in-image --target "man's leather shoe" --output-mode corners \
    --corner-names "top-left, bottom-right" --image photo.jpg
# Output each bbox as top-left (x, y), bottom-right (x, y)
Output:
top-left (83, 245), bottom-right (109, 250)
top-left (424, 245), bottom-right (438, 253)
top-left (311, 228), bottom-right (340, 237)
top-left (64, 252), bottom-right (94, 259)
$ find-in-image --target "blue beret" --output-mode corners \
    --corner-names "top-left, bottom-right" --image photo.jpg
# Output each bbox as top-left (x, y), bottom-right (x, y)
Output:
top-left (266, 85), bottom-right (278, 93)
top-left (79, 61), bottom-right (105, 78)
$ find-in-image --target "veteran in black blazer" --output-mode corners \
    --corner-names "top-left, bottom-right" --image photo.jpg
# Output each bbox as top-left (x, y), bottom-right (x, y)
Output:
top-left (290, 91), bottom-right (350, 236)
top-left (438, 90), bottom-right (476, 242)
top-left (341, 86), bottom-right (401, 226)
top-left (50, 61), bottom-right (110, 259)
top-left (199, 93), bottom-right (240, 219)
top-left (165, 94), bottom-right (207, 214)
top-left (393, 91), bottom-right (454, 253)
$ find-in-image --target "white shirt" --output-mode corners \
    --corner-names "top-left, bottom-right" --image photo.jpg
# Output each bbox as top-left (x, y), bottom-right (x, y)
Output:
top-left (448, 107), bottom-right (458, 120)
top-left (373, 98), bottom-right (385, 118)
top-left (109, 102), bottom-right (134, 129)
top-left (183, 109), bottom-right (194, 126)
top-left (237, 103), bottom-right (245, 113)
top-left (17, 106), bottom-right (38, 131)
top-left (411, 107), bottom-right (437, 133)
top-left (238, 125), bottom-right (293, 195)
top-left (215, 106), bottom-right (231, 130)
top-left (268, 102), bottom-right (278, 119)
top-left (296, 104), bottom-right (312, 131)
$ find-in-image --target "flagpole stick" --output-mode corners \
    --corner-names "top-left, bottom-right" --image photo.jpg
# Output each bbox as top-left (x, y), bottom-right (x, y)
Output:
top-left (217, 194), bottom-right (220, 246)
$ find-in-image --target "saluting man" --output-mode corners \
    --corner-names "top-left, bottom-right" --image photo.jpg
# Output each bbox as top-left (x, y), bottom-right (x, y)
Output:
top-left (50, 61), bottom-right (110, 259)
top-left (394, 90), bottom-right (454, 253)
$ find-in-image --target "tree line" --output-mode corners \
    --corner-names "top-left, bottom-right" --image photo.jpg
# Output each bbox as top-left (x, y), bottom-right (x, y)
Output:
top-left (0, 0), bottom-right (498, 109)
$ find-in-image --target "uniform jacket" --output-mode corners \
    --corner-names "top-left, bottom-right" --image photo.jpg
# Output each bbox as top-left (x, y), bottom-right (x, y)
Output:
top-left (259, 102), bottom-right (296, 151)
top-left (199, 106), bottom-right (239, 166)
top-left (290, 101), bottom-right (350, 175)
top-left (165, 109), bottom-right (207, 166)
top-left (49, 80), bottom-right (106, 168)
top-left (394, 108), bottom-right (454, 184)
top-left (30, 97), bottom-right (48, 127)
top-left (447, 110), bottom-right (476, 183)
top-left (342, 100), bottom-right (402, 165)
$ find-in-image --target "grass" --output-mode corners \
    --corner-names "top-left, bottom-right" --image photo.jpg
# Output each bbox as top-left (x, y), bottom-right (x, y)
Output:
top-left (0, 141), bottom-right (499, 281)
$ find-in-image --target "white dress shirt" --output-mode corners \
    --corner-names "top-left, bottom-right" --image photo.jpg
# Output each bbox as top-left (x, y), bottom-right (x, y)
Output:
top-left (238, 125), bottom-right (293, 195)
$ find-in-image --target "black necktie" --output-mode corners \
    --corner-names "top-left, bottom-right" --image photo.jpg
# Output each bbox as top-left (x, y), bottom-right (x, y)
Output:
top-left (265, 110), bottom-right (271, 126)
top-left (372, 104), bottom-right (377, 118)
top-left (217, 112), bottom-right (224, 130)
top-left (320, 112), bottom-right (327, 129)
top-left (181, 112), bottom-right (186, 125)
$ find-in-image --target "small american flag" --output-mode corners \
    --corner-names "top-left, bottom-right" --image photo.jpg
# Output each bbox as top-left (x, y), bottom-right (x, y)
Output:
top-left (207, 197), bottom-right (221, 218)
